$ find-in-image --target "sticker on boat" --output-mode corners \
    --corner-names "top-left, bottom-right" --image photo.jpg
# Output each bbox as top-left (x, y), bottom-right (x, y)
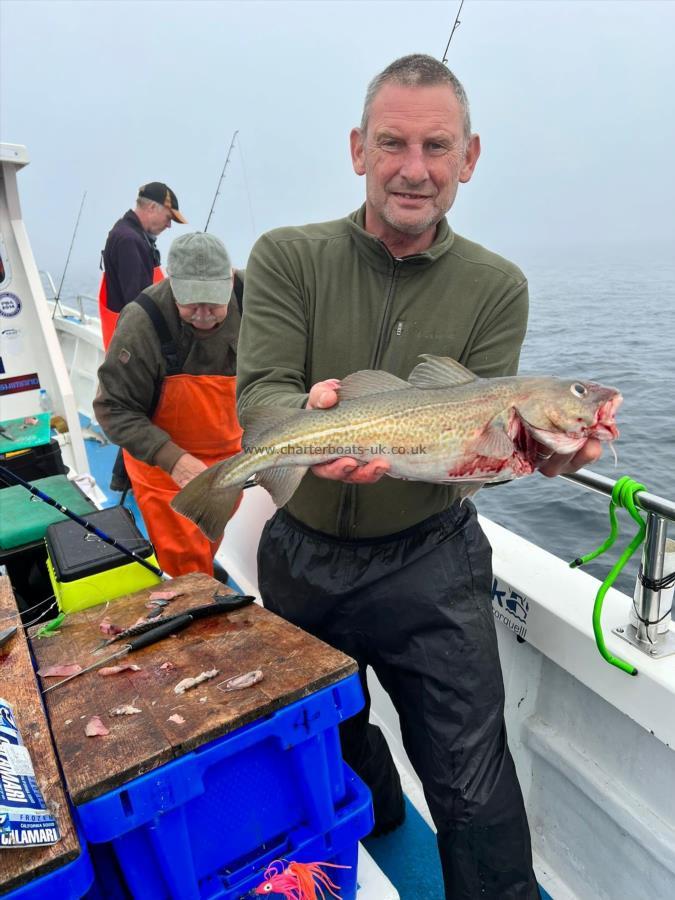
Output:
top-left (0, 371), bottom-right (40, 395)
top-left (0, 327), bottom-right (23, 355)
top-left (0, 292), bottom-right (22, 318)
top-left (491, 577), bottom-right (529, 640)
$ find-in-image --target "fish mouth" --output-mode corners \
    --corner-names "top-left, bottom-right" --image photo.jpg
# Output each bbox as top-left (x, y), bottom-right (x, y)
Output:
top-left (515, 391), bottom-right (622, 462)
top-left (591, 393), bottom-right (622, 441)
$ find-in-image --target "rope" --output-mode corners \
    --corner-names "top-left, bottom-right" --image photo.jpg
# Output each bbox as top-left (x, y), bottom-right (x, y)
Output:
top-left (570, 476), bottom-right (648, 676)
top-left (632, 591), bottom-right (672, 628)
top-left (638, 564), bottom-right (675, 593)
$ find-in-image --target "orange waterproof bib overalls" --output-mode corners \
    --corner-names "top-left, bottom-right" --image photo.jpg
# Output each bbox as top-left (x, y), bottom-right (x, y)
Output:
top-left (99, 267), bottom-right (164, 350)
top-left (123, 374), bottom-right (242, 577)
top-left (120, 289), bottom-right (243, 577)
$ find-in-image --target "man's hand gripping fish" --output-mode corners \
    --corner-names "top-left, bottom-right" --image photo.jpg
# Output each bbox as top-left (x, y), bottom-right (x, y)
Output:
top-left (171, 355), bottom-right (621, 541)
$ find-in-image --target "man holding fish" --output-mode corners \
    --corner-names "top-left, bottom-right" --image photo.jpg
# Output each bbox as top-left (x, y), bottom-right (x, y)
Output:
top-left (174, 55), bottom-right (614, 898)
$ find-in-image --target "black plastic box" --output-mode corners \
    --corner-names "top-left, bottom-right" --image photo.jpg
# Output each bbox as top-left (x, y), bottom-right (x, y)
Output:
top-left (45, 506), bottom-right (154, 582)
top-left (0, 439), bottom-right (67, 487)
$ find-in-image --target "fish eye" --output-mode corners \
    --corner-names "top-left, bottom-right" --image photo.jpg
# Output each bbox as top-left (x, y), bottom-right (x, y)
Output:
top-left (570, 383), bottom-right (587, 398)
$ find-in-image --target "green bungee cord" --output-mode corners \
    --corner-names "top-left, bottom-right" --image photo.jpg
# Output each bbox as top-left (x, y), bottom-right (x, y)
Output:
top-left (570, 476), bottom-right (648, 676)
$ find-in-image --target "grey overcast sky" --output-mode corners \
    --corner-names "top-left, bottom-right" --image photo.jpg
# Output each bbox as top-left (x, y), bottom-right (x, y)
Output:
top-left (1, 0), bottom-right (674, 293)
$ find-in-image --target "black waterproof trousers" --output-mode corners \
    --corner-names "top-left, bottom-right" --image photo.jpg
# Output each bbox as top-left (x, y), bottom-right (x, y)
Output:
top-left (258, 501), bottom-right (539, 900)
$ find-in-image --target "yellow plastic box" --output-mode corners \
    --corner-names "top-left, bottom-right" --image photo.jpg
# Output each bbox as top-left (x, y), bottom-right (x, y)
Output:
top-left (45, 507), bottom-right (162, 613)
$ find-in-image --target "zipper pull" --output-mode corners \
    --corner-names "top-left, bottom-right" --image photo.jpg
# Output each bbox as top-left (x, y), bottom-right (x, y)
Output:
top-left (395, 321), bottom-right (404, 337)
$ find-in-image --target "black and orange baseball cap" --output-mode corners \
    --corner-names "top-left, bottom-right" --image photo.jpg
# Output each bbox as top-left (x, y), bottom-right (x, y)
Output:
top-left (137, 182), bottom-right (187, 224)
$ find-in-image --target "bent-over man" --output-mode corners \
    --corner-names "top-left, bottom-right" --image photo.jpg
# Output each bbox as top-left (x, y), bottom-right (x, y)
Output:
top-left (95, 232), bottom-right (243, 578)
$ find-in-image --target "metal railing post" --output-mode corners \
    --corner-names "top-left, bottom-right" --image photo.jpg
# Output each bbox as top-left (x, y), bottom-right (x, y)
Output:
top-left (634, 513), bottom-right (669, 647)
top-left (562, 469), bottom-right (675, 660)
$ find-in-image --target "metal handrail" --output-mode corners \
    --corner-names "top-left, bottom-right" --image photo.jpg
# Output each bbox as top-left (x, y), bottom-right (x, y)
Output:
top-left (42, 269), bottom-right (58, 299)
top-left (74, 293), bottom-right (97, 322)
top-left (562, 468), bottom-right (675, 524)
top-left (562, 468), bottom-right (674, 657)
top-left (40, 269), bottom-right (97, 323)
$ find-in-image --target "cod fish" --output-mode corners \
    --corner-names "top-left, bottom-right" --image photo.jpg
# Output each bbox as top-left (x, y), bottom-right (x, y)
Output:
top-left (172, 355), bottom-right (621, 541)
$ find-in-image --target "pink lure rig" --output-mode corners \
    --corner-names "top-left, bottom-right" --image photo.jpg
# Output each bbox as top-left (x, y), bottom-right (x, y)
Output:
top-left (253, 858), bottom-right (350, 900)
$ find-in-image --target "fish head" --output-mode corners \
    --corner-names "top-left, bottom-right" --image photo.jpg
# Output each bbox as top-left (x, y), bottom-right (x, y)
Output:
top-left (514, 378), bottom-right (622, 455)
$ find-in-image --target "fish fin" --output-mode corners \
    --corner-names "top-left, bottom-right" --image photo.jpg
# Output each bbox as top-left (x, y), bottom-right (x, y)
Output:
top-left (470, 412), bottom-right (515, 460)
top-left (256, 465), bottom-right (309, 508)
top-left (456, 482), bottom-right (484, 503)
top-left (171, 457), bottom-right (244, 542)
top-left (337, 370), bottom-right (409, 401)
top-left (240, 405), bottom-right (301, 451)
top-left (408, 355), bottom-right (478, 389)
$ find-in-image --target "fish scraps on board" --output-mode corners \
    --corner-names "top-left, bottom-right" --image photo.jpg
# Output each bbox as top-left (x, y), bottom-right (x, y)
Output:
top-left (172, 355), bottom-right (622, 541)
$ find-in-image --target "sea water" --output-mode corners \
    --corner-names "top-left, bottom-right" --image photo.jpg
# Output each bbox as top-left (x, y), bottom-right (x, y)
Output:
top-left (475, 245), bottom-right (675, 595)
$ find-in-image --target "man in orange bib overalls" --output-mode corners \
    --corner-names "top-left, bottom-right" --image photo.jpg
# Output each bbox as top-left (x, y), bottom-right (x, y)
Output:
top-left (94, 232), bottom-right (243, 578)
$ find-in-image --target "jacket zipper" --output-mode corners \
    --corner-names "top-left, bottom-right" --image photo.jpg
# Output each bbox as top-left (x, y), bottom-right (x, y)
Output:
top-left (370, 255), bottom-right (401, 369)
top-left (337, 253), bottom-right (401, 538)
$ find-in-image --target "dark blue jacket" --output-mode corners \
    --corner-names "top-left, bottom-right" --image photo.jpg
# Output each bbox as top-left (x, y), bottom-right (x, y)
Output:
top-left (101, 210), bottom-right (160, 313)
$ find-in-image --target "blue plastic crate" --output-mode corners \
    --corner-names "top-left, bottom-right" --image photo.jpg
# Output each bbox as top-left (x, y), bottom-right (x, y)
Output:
top-left (84, 843), bottom-right (132, 899)
top-left (4, 839), bottom-right (94, 900)
top-left (103, 768), bottom-right (369, 900)
top-left (75, 674), bottom-right (374, 899)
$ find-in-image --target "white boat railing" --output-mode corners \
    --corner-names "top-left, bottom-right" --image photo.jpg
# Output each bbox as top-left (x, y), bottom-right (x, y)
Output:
top-left (40, 269), bottom-right (97, 324)
top-left (563, 468), bottom-right (675, 658)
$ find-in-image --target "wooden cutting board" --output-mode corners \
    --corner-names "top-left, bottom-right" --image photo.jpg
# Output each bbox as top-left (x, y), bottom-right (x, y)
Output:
top-left (30, 572), bottom-right (357, 806)
top-left (0, 576), bottom-right (81, 894)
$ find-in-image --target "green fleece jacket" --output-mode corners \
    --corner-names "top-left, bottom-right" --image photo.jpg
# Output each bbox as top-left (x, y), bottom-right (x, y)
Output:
top-left (94, 277), bottom-right (241, 474)
top-left (236, 206), bottom-right (528, 538)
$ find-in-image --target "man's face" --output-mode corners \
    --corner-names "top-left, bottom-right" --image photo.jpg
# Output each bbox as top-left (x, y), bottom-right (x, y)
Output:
top-left (350, 83), bottom-right (480, 243)
top-left (176, 302), bottom-right (229, 330)
top-left (145, 202), bottom-right (173, 236)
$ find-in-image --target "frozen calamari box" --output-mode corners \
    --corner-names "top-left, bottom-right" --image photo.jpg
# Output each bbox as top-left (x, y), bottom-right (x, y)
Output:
top-left (45, 506), bottom-right (161, 613)
top-left (0, 699), bottom-right (60, 850)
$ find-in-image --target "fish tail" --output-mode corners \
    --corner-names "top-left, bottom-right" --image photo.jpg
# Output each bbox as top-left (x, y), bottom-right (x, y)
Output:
top-left (171, 456), bottom-right (247, 542)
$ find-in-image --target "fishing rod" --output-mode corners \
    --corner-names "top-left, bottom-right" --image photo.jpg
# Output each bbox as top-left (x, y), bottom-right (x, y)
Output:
top-left (236, 135), bottom-right (257, 243)
top-left (51, 190), bottom-right (87, 319)
top-left (204, 130), bottom-right (239, 233)
top-left (0, 466), bottom-right (166, 579)
top-left (441, 0), bottom-right (465, 64)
